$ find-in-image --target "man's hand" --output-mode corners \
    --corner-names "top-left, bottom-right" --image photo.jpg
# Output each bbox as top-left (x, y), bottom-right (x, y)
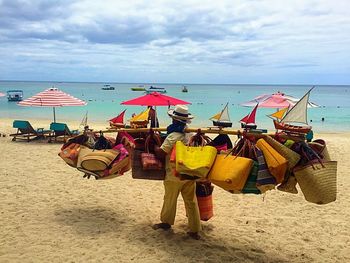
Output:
top-left (154, 145), bottom-right (166, 160)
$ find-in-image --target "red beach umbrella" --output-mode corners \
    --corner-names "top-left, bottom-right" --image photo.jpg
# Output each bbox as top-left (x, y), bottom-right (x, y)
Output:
top-left (121, 92), bottom-right (190, 106)
top-left (18, 87), bottom-right (87, 122)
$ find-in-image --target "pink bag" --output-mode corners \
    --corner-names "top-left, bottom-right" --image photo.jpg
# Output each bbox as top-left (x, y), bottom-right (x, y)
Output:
top-left (141, 133), bottom-right (163, 170)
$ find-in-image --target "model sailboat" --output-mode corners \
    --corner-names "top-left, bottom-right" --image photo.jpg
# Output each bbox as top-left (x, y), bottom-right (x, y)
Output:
top-left (268, 88), bottom-right (313, 134)
top-left (79, 111), bottom-right (89, 130)
top-left (109, 109), bottom-right (126, 128)
top-left (240, 103), bottom-right (258, 129)
top-left (210, 103), bottom-right (232, 127)
top-left (129, 107), bottom-right (150, 128)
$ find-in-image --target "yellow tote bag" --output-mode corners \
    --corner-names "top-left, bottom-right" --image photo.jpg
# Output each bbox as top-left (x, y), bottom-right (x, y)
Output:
top-left (175, 141), bottom-right (217, 178)
top-left (256, 138), bottom-right (288, 184)
top-left (208, 154), bottom-right (253, 191)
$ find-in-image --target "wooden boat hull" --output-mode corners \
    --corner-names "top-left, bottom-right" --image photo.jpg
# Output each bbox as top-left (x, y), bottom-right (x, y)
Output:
top-left (213, 121), bottom-right (232, 127)
top-left (241, 123), bottom-right (257, 129)
top-left (273, 120), bottom-right (311, 134)
top-left (8, 97), bottom-right (23, 101)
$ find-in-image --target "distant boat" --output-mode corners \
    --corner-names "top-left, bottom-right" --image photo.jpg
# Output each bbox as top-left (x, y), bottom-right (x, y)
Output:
top-left (182, 86), bottom-right (188, 92)
top-left (131, 87), bottom-right (146, 91)
top-left (240, 103), bottom-right (258, 129)
top-left (145, 86), bottom-right (166, 93)
top-left (149, 86), bottom-right (165, 90)
top-left (145, 88), bottom-right (167, 94)
top-left (7, 90), bottom-right (23, 101)
top-left (269, 88), bottom-right (313, 134)
top-left (102, 86), bottom-right (115, 90)
top-left (210, 103), bottom-right (232, 127)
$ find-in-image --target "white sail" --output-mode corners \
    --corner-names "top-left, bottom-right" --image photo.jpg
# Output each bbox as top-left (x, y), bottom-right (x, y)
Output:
top-left (79, 111), bottom-right (88, 129)
top-left (282, 89), bottom-right (311, 124)
top-left (218, 103), bottom-right (231, 122)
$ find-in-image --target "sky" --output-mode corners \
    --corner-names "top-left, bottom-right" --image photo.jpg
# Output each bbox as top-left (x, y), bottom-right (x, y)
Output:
top-left (0, 0), bottom-right (349, 85)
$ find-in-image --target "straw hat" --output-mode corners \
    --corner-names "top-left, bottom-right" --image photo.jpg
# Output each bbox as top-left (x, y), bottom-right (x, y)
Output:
top-left (81, 150), bottom-right (119, 171)
top-left (168, 105), bottom-right (194, 123)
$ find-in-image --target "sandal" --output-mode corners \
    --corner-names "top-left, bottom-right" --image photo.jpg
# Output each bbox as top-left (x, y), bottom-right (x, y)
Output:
top-left (187, 232), bottom-right (201, 240)
top-left (152, 223), bottom-right (171, 230)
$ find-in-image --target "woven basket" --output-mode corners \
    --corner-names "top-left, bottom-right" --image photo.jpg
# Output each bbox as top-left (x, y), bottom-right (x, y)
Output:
top-left (294, 161), bottom-right (337, 205)
top-left (264, 136), bottom-right (301, 170)
top-left (277, 173), bottom-right (298, 194)
top-left (308, 139), bottom-right (331, 161)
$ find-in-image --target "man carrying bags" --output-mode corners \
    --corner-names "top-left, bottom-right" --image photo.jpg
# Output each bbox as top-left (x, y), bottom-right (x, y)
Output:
top-left (152, 105), bottom-right (201, 240)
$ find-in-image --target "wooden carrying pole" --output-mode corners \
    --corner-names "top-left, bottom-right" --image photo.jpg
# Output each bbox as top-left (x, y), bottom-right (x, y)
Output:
top-left (103, 127), bottom-right (305, 141)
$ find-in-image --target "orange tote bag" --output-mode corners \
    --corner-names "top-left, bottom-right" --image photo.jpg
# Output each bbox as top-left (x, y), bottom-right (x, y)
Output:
top-left (256, 138), bottom-right (288, 184)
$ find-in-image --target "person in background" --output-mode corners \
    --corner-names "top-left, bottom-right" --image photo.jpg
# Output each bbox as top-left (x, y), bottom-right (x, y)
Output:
top-left (148, 106), bottom-right (159, 128)
top-left (153, 105), bottom-right (201, 240)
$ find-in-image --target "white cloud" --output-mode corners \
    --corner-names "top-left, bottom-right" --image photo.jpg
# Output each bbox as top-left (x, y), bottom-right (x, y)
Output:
top-left (0, 0), bottom-right (349, 84)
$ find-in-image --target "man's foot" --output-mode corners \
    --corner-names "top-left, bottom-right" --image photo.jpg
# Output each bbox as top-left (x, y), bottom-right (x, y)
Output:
top-left (187, 232), bottom-right (201, 240)
top-left (152, 223), bottom-right (171, 230)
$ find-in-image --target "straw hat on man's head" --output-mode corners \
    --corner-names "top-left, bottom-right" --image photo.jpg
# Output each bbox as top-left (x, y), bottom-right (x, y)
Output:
top-left (168, 105), bottom-right (194, 123)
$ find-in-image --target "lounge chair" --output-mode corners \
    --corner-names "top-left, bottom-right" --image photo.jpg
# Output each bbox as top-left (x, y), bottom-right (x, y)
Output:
top-left (10, 120), bottom-right (52, 142)
top-left (49, 122), bottom-right (79, 142)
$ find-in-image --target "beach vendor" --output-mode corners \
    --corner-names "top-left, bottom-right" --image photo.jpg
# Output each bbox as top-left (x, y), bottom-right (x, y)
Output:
top-left (153, 105), bottom-right (201, 240)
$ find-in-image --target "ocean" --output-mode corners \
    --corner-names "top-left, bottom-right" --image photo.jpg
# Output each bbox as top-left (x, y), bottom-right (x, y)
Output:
top-left (1, 81), bottom-right (349, 132)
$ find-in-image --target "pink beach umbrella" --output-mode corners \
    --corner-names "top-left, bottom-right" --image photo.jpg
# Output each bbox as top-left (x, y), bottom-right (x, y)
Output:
top-left (0, 92), bottom-right (5, 97)
top-left (18, 87), bottom-right (87, 122)
top-left (240, 91), bottom-right (319, 108)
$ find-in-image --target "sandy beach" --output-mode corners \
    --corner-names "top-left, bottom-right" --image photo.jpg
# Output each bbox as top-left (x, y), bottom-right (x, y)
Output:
top-left (0, 118), bottom-right (349, 263)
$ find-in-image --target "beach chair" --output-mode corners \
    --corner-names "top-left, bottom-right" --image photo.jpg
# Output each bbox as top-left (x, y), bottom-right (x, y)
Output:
top-left (49, 122), bottom-right (79, 142)
top-left (10, 120), bottom-right (51, 142)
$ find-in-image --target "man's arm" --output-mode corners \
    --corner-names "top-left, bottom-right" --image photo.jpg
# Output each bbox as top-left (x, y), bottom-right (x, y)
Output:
top-left (154, 145), bottom-right (166, 160)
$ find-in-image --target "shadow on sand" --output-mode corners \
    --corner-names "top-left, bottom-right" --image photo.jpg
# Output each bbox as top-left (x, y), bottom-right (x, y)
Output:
top-left (54, 206), bottom-right (291, 262)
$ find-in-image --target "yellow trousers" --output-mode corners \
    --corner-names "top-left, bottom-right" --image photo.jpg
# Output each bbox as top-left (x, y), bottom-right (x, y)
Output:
top-left (160, 179), bottom-right (201, 233)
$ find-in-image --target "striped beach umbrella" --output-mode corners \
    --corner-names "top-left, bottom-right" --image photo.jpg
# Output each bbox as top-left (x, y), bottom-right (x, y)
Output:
top-left (18, 87), bottom-right (87, 122)
top-left (240, 91), bottom-right (319, 108)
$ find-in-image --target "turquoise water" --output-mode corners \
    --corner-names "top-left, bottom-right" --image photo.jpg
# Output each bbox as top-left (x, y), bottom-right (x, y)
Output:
top-left (0, 81), bottom-right (349, 132)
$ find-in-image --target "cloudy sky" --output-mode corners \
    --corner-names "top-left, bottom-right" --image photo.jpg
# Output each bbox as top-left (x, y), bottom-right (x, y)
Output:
top-left (0, 0), bottom-right (349, 84)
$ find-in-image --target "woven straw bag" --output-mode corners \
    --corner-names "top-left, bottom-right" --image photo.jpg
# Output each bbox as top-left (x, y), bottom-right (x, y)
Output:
top-left (264, 136), bottom-right (301, 171)
top-left (277, 172), bottom-right (298, 194)
top-left (294, 161), bottom-right (337, 205)
top-left (308, 139), bottom-right (331, 161)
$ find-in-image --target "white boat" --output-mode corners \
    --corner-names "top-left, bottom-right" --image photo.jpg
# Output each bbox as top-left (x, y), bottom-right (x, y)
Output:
top-left (7, 90), bottom-right (23, 101)
top-left (269, 88), bottom-right (313, 134)
top-left (210, 103), bottom-right (232, 127)
top-left (145, 87), bottom-right (166, 94)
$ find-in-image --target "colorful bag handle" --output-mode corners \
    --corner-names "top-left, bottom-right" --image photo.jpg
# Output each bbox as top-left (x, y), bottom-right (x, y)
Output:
top-left (299, 142), bottom-right (324, 168)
